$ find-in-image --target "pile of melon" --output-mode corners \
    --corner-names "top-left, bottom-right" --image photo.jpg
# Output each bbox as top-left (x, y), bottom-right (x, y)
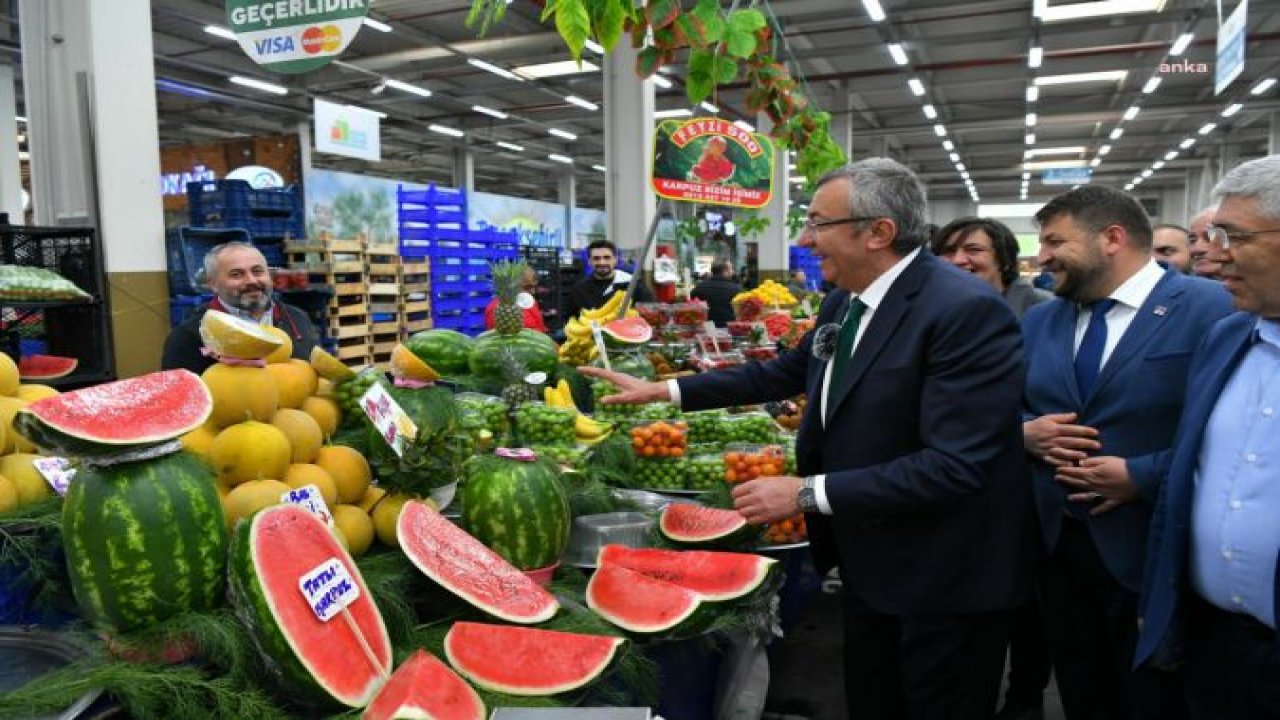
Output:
top-left (0, 351), bottom-right (66, 515)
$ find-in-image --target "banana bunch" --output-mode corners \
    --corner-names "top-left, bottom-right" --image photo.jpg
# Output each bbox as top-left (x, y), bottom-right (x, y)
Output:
top-left (558, 290), bottom-right (640, 366)
top-left (544, 379), bottom-right (612, 445)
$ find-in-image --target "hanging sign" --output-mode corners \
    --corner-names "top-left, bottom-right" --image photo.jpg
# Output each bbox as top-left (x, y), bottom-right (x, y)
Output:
top-left (651, 117), bottom-right (776, 209)
top-left (226, 0), bottom-right (368, 74)
top-left (1215, 0), bottom-right (1248, 95)
top-left (314, 99), bottom-right (382, 162)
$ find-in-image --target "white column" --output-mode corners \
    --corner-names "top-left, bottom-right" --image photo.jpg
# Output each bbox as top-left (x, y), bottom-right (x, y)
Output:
top-left (755, 114), bottom-right (790, 278)
top-left (0, 66), bottom-right (22, 222)
top-left (559, 170), bottom-right (576, 247)
top-left (828, 81), bottom-right (854, 160)
top-left (1269, 112), bottom-right (1280, 157)
top-left (602, 42), bottom-right (655, 258)
top-left (452, 146), bottom-right (475, 193)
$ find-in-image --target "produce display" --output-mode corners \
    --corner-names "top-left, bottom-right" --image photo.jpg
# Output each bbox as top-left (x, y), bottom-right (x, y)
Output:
top-left (686, 409), bottom-right (728, 444)
top-left (514, 402), bottom-right (577, 445)
top-left (630, 419), bottom-right (688, 458)
top-left (658, 503), bottom-right (751, 546)
top-left (722, 444), bottom-right (786, 483)
top-left (16, 354), bottom-right (77, 380)
top-left (670, 301), bottom-right (709, 326)
top-left (443, 622), bottom-right (624, 696)
top-left (0, 264), bottom-right (91, 301)
top-left (634, 456), bottom-right (688, 491)
top-left (460, 450), bottom-right (571, 571)
top-left (586, 562), bottom-right (703, 634)
top-left (732, 279), bottom-right (798, 310)
top-left (404, 328), bottom-right (476, 376)
top-left (687, 453), bottom-right (726, 490)
top-left (362, 649), bottom-right (485, 720)
top-left (597, 545), bottom-right (777, 602)
top-left (724, 413), bottom-right (779, 443)
top-left (456, 392), bottom-right (508, 437)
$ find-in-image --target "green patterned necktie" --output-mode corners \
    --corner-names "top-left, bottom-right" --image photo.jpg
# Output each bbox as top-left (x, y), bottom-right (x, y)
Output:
top-left (829, 297), bottom-right (867, 394)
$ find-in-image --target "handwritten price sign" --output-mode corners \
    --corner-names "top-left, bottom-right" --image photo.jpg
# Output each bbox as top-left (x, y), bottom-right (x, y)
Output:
top-left (359, 383), bottom-right (418, 458)
top-left (279, 484), bottom-right (333, 527)
top-left (298, 557), bottom-right (360, 623)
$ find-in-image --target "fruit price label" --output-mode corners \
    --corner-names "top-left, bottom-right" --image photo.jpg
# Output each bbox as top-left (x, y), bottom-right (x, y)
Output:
top-left (298, 557), bottom-right (361, 622)
top-left (280, 484), bottom-right (334, 527)
top-left (359, 383), bottom-right (418, 458)
top-left (32, 457), bottom-right (75, 496)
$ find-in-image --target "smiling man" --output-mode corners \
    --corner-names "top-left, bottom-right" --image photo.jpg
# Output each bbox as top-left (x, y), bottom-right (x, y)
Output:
top-left (562, 239), bottom-right (652, 321)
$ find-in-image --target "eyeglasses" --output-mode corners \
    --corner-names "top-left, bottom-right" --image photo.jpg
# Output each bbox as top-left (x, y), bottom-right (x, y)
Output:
top-left (801, 216), bottom-right (882, 236)
top-left (1205, 225), bottom-right (1280, 249)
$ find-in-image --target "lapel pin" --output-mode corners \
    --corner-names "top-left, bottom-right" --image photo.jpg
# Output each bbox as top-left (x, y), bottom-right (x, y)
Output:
top-left (1153, 306), bottom-right (1168, 316)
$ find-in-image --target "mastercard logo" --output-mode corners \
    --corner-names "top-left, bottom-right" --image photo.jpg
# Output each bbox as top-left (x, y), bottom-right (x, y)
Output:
top-left (301, 25), bottom-right (343, 55)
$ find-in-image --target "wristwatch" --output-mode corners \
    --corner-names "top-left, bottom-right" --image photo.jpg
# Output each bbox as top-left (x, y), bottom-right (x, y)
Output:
top-left (797, 476), bottom-right (819, 513)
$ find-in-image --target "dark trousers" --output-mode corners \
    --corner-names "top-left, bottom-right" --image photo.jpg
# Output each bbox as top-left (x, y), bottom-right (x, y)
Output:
top-left (1183, 594), bottom-right (1280, 719)
top-left (1041, 518), bottom-right (1187, 720)
top-left (841, 590), bottom-right (1009, 720)
top-left (1004, 594), bottom-right (1052, 706)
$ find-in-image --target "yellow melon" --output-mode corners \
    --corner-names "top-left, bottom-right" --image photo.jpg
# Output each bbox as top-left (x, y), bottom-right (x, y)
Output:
top-left (282, 463), bottom-right (338, 509)
top-left (389, 344), bottom-right (440, 382)
top-left (15, 384), bottom-right (59, 402)
top-left (271, 408), bottom-right (323, 463)
top-left (209, 421), bottom-right (291, 486)
top-left (0, 396), bottom-right (35, 453)
top-left (265, 359), bottom-right (317, 409)
top-left (300, 396), bottom-right (340, 438)
top-left (202, 363), bottom-right (280, 428)
top-left (333, 504), bottom-right (375, 557)
top-left (263, 326), bottom-right (294, 364)
top-left (0, 454), bottom-right (51, 507)
top-left (314, 445), bottom-right (372, 504)
top-left (199, 309), bottom-right (283, 360)
top-left (356, 485), bottom-right (387, 514)
top-left (223, 479), bottom-right (291, 529)
top-left (0, 475), bottom-right (18, 513)
top-left (315, 378), bottom-right (334, 398)
top-left (310, 346), bottom-right (356, 382)
top-left (180, 422), bottom-right (219, 463)
top-left (0, 352), bottom-right (17, 396)
top-left (371, 492), bottom-right (413, 548)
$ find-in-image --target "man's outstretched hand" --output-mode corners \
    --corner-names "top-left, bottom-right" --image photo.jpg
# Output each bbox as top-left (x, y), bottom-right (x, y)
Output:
top-left (576, 366), bottom-right (672, 405)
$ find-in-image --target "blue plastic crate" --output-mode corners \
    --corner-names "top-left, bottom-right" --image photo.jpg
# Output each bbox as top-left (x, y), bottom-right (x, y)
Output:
top-left (398, 184), bottom-right (467, 210)
top-left (187, 180), bottom-right (300, 219)
top-left (433, 297), bottom-right (470, 313)
top-left (165, 227), bottom-right (253, 295)
top-left (399, 207), bottom-right (468, 225)
top-left (19, 339), bottom-right (47, 356)
top-left (170, 294), bottom-right (212, 327)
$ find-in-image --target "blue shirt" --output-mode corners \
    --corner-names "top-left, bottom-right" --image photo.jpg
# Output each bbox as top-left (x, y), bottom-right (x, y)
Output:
top-left (1190, 318), bottom-right (1280, 628)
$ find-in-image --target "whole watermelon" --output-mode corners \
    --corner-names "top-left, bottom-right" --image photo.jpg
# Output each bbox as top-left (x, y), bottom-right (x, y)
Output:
top-left (601, 350), bottom-right (656, 381)
top-left (61, 450), bottom-right (228, 632)
top-left (468, 330), bottom-right (558, 387)
top-left (407, 329), bottom-right (475, 376)
top-left (460, 451), bottom-right (571, 570)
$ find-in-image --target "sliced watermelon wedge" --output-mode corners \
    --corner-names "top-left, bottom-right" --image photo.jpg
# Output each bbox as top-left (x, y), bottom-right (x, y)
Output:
top-left (443, 621), bottom-right (623, 696)
top-left (17, 354), bottom-right (77, 380)
top-left (601, 316), bottom-right (653, 346)
top-left (597, 545), bottom-right (777, 602)
top-left (658, 503), bottom-right (752, 545)
top-left (586, 563), bottom-right (702, 634)
top-left (397, 499), bottom-right (558, 624)
top-left (362, 649), bottom-right (485, 720)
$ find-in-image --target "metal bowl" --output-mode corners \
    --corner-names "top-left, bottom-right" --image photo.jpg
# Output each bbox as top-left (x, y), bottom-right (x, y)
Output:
top-left (563, 512), bottom-right (654, 568)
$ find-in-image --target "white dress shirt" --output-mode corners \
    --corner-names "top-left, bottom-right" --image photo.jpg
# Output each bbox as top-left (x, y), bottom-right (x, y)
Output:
top-left (1072, 259), bottom-right (1165, 364)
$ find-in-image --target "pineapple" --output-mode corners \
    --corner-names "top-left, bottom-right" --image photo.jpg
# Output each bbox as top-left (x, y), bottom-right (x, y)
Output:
top-left (497, 347), bottom-right (540, 410)
top-left (492, 260), bottom-right (529, 335)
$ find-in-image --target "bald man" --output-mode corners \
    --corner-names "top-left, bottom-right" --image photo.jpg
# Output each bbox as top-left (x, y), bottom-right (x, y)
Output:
top-left (1186, 207), bottom-right (1222, 280)
top-left (1151, 224), bottom-right (1193, 273)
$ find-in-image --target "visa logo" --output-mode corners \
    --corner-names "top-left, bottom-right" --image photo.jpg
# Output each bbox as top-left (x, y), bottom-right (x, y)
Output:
top-left (254, 36), bottom-right (295, 55)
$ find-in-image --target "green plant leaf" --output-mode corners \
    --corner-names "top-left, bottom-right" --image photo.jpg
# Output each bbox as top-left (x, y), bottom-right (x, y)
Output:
top-left (675, 14), bottom-right (709, 47)
top-left (595, 0), bottom-right (627, 51)
top-left (714, 56), bottom-right (739, 84)
top-left (465, 0), bottom-right (510, 35)
top-left (635, 45), bottom-right (663, 78)
top-left (728, 9), bottom-right (767, 34)
top-left (692, 0), bottom-right (726, 43)
top-left (541, 0), bottom-right (558, 23)
top-left (645, 0), bottom-right (681, 30)
top-left (745, 87), bottom-right (771, 113)
top-left (724, 27), bottom-right (758, 59)
top-left (652, 24), bottom-right (680, 50)
top-left (555, 0), bottom-right (592, 60)
top-left (686, 49), bottom-right (715, 104)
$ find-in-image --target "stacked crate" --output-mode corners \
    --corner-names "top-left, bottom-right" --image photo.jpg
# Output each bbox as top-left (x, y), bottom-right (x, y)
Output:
top-left (365, 244), bottom-right (402, 367)
top-left (399, 257), bottom-right (432, 336)
top-left (286, 235), bottom-right (371, 367)
top-left (186, 180), bottom-right (304, 267)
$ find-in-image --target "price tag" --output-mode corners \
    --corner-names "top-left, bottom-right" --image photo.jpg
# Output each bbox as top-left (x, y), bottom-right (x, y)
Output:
top-left (589, 320), bottom-right (612, 371)
top-left (524, 371), bottom-right (548, 385)
top-left (516, 292), bottom-right (536, 310)
top-left (360, 383), bottom-right (418, 458)
top-left (32, 457), bottom-right (75, 496)
top-left (298, 557), bottom-right (360, 623)
top-left (280, 484), bottom-right (333, 527)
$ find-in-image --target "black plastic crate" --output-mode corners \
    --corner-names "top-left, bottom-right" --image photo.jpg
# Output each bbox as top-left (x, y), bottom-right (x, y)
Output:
top-left (166, 227), bottom-right (253, 296)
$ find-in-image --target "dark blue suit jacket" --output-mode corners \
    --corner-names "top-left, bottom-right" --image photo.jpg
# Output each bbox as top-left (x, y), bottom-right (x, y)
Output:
top-left (677, 252), bottom-right (1032, 615)
top-left (1135, 312), bottom-right (1280, 666)
top-left (1022, 269), bottom-right (1233, 591)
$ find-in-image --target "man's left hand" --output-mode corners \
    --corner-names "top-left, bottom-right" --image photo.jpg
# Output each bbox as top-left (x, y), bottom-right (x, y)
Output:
top-left (731, 476), bottom-right (804, 525)
top-left (1055, 456), bottom-right (1137, 516)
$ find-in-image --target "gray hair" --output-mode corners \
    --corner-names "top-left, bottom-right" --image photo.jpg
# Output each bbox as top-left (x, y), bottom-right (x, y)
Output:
top-left (816, 158), bottom-right (929, 255)
top-left (1213, 154), bottom-right (1280, 222)
top-left (200, 241), bottom-right (261, 286)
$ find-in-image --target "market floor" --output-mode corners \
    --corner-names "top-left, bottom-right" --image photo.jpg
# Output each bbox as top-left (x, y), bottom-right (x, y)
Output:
top-left (763, 570), bottom-right (1066, 720)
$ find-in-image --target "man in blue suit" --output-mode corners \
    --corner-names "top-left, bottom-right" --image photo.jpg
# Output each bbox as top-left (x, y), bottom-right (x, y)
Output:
top-left (1137, 154), bottom-right (1280, 719)
top-left (1022, 186), bottom-right (1232, 719)
top-left (584, 158), bottom-right (1031, 719)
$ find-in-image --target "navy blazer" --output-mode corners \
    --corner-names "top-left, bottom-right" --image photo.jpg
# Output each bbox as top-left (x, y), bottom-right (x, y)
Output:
top-left (677, 253), bottom-right (1032, 615)
top-left (1135, 312), bottom-right (1280, 666)
top-left (1022, 269), bottom-right (1233, 591)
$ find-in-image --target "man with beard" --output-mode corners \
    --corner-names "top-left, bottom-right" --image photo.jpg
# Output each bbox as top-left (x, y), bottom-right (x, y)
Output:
top-left (562, 239), bottom-right (653, 321)
top-left (162, 241), bottom-right (320, 372)
top-left (1186, 207), bottom-right (1224, 280)
top-left (1152, 224), bottom-right (1194, 273)
top-left (1022, 186), bottom-right (1232, 720)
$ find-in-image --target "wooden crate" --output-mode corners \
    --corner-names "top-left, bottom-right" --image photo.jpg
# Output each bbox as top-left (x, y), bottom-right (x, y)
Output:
top-left (327, 313), bottom-right (370, 340)
top-left (335, 337), bottom-right (372, 367)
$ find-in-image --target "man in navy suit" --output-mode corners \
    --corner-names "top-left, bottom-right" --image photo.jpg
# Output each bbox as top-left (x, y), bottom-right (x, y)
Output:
top-left (583, 158), bottom-right (1031, 719)
top-left (1137, 154), bottom-right (1280, 719)
top-left (1022, 186), bottom-right (1232, 719)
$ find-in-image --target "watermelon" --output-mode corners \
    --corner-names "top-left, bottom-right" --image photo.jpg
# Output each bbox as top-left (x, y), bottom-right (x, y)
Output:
top-left (17, 354), bottom-right (77, 380)
top-left (658, 503), bottom-right (753, 545)
top-left (229, 504), bottom-right (392, 709)
top-left (595, 350), bottom-right (656, 381)
top-left (406, 329), bottom-right (475, 376)
top-left (61, 450), bottom-right (228, 632)
top-left (362, 649), bottom-right (485, 720)
top-left (597, 545), bottom-right (777, 602)
top-left (601, 316), bottom-right (653, 347)
top-left (443, 621), bottom-right (624, 696)
top-left (397, 499), bottom-right (558, 623)
top-left (14, 370), bottom-right (212, 457)
top-left (586, 563), bottom-right (703, 634)
top-left (467, 330), bottom-right (558, 387)
top-left (460, 451), bottom-right (571, 570)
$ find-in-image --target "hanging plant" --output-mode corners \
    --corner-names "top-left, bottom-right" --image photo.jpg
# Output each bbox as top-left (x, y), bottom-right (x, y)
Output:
top-left (465, 0), bottom-right (847, 185)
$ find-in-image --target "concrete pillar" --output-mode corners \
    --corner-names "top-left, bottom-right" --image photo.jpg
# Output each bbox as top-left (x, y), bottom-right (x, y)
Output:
top-left (1183, 167), bottom-right (1202, 221)
top-left (452, 146), bottom-right (475, 194)
top-left (602, 42), bottom-right (656, 259)
top-left (1269, 111), bottom-right (1280, 157)
top-left (754, 114), bottom-right (790, 283)
top-left (0, 65), bottom-right (22, 222)
top-left (558, 170), bottom-right (575, 248)
top-left (828, 81), bottom-right (854, 160)
top-left (20, 0), bottom-right (167, 377)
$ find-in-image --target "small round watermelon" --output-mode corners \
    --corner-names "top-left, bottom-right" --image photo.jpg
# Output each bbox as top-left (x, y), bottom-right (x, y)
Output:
top-left (406, 329), bottom-right (475, 376)
top-left (467, 330), bottom-right (558, 387)
top-left (460, 450), bottom-right (570, 570)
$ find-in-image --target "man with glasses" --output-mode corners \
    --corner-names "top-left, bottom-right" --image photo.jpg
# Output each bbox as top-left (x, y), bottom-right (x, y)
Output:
top-left (1138, 154), bottom-right (1280, 719)
top-left (581, 158), bottom-right (1031, 719)
top-left (1021, 186), bottom-right (1231, 720)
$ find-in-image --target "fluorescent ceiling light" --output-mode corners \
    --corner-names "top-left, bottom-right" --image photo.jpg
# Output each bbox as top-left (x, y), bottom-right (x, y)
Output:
top-left (1026, 146), bottom-right (1086, 157)
top-left (363, 17), bottom-right (392, 32)
top-left (653, 109), bottom-right (692, 119)
top-left (699, 101), bottom-right (719, 113)
top-left (1169, 33), bottom-right (1193, 56)
top-left (204, 25), bottom-right (237, 40)
top-left (428, 124), bottom-right (464, 138)
top-left (17, 150), bottom-right (28, 161)
top-left (1198, 122), bottom-right (1216, 135)
top-left (1022, 172), bottom-right (1031, 180)
top-left (1023, 159), bottom-right (1090, 170)
top-left (908, 78), bottom-right (926, 96)
top-left (733, 120), bottom-right (755, 132)
top-left (1134, 177), bottom-right (1144, 185)
top-left (1026, 113), bottom-right (1038, 127)
top-left (496, 141), bottom-right (525, 152)
top-left (345, 104), bottom-right (386, 118)
top-left (1142, 77), bottom-right (1162, 93)
top-left (862, 0), bottom-right (886, 22)
top-left (1164, 150), bottom-right (1178, 161)
top-left (1153, 160), bottom-right (1165, 169)
top-left (1109, 127), bottom-right (1124, 140)
top-left (888, 44), bottom-right (909, 65)
top-left (949, 152), bottom-right (960, 162)
top-left (1123, 106), bottom-right (1139, 120)
top-left (1141, 169), bottom-right (1153, 177)
top-left (1035, 70), bottom-right (1127, 86)
top-left (15, 116), bottom-right (26, 123)
top-left (549, 128), bottom-right (578, 140)
top-left (1098, 145), bottom-right (1112, 156)
top-left (933, 124), bottom-right (947, 137)
top-left (472, 105), bottom-right (508, 119)
top-left (979, 203), bottom-right (1043, 218)
top-left (229, 76), bottom-right (287, 95)
top-left (1221, 103), bottom-right (1242, 117)
top-left (1251, 78), bottom-right (1277, 95)
top-left (514, 59), bottom-right (598, 79)
top-left (548, 154), bottom-right (573, 165)
top-left (566, 95), bottom-right (600, 111)
top-left (923, 105), bottom-right (938, 119)
top-left (1124, 184), bottom-right (1134, 190)
top-left (592, 164), bottom-right (606, 172)
top-left (1026, 87), bottom-right (1040, 103)
top-left (1179, 137), bottom-right (1196, 149)
top-left (1025, 133), bottom-right (1036, 144)
top-left (1040, 0), bottom-right (1168, 23)
top-left (584, 39), bottom-right (604, 55)
top-left (1090, 158), bottom-right (1101, 167)
top-left (469, 58), bottom-right (523, 81)
top-left (1028, 47), bottom-right (1043, 68)
top-left (961, 171), bottom-right (970, 179)
top-left (942, 140), bottom-right (955, 151)
top-left (384, 78), bottom-right (432, 97)
top-left (956, 163), bottom-right (967, 172)
top-left (652, 74), bottom-right (673, 89)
